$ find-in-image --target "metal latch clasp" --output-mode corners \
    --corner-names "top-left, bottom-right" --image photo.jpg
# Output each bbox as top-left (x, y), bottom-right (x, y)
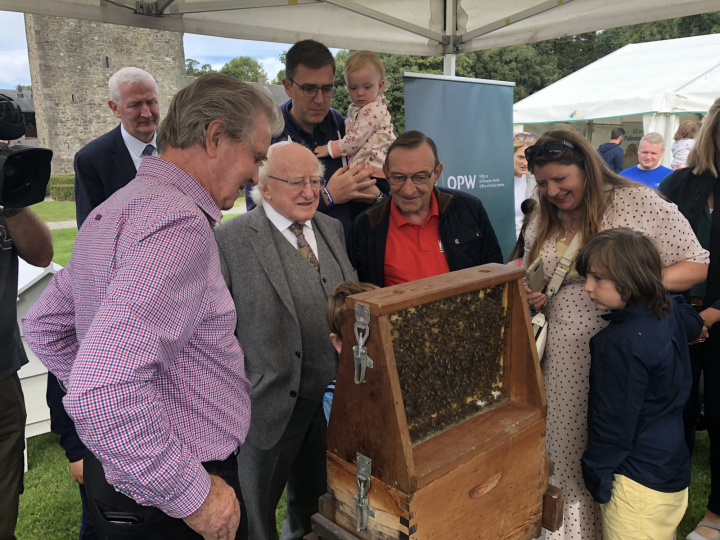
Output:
top-left (354, 453), bottom-right (375, 532)
top-left (353, 304), bottom-right (373, 384)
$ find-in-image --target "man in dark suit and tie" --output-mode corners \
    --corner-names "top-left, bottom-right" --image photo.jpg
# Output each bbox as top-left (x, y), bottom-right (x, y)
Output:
top-left (73, 66), bottom-right (160, 228)
top-left (216, 141), bottom-right (357, 540)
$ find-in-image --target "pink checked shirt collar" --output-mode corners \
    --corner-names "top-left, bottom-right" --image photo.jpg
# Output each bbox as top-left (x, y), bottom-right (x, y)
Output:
top-left (138, 156), bottom-right (223, 225)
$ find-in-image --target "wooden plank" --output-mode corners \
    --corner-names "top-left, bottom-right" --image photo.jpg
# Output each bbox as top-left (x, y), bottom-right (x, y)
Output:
top-left (304, 533), bottom-right (321, 540)
top-left (507, 280), bottom-right (547, 415)
top-left (412, 401), bottom-right (540, 489)
top-left (327, 453), bottom-right (412, 522)
top-left (347, 264), bottom-right (526, 316)
top-left (319, 493), bottom-right (336, 522)
top-left (332, 485), bottom-right (410, 534)
top-left (412, 420), bottom-right (547, 540)
top-left (326, 315), bottom-right (415, 493)
top-left (311, 513), bottom-right (361, 540)
top-left (518, 523), bottom-right (542, 540)
top-left (542, 485), bottom-right (564, 532)
top-left (333, 501), bottom-right (407, 540)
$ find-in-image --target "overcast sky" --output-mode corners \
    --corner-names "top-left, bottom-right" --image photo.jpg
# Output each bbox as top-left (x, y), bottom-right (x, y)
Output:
top-left (0, 10), bottom-right (323, 90)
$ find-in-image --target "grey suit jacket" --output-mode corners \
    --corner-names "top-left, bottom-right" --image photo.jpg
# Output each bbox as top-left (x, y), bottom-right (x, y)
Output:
top-left (215, 206), bottom-right (357, 450)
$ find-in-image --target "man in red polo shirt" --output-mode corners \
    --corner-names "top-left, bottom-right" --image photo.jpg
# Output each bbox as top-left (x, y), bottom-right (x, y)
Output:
top-left (348, 130), bottom-right (502, 286)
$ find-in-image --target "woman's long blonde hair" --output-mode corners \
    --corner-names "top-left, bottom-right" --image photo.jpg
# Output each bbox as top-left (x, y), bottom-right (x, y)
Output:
top-left (526, 129), bottom-right (636, 263)
top-left (687, 97), bottom-right (720, 178)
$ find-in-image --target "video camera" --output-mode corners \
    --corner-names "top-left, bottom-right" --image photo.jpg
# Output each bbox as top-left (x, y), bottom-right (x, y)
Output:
top-left (0, 93), bottom-right (52, 208)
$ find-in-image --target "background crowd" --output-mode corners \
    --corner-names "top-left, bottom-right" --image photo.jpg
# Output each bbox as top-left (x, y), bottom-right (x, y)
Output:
top-left (0, 35), bottom-right (718, 540)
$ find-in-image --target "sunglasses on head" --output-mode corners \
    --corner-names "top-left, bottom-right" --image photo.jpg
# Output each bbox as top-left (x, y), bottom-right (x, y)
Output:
top-left (514, 133), bottom-right (538, 141)
top-left (524, 141), bottom-right (576, 163)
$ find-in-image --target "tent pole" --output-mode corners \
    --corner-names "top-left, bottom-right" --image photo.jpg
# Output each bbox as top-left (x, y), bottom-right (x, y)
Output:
top-left (444, 54), bottom-right (456, 76)
top-left (443, 0), bottom-right (456, 76)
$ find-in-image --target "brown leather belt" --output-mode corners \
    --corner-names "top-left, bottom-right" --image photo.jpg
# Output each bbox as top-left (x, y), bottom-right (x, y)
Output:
top-left (690, 297), bottom-right (704, 307)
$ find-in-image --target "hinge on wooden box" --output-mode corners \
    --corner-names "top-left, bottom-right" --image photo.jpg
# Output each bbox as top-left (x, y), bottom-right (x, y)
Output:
top-left (354, 453), bottom-right (375, 532)
top-left (353, 304), bottom-right (373, 384)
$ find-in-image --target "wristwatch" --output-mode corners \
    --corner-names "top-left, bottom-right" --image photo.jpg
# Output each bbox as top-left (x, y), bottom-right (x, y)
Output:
top-left (374, 192), bottom-right (384, 205)
top-left (1, 206), bottom-right (23, 218)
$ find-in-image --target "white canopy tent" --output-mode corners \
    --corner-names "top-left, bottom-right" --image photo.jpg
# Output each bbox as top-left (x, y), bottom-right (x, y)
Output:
top-left (513, 33), bottom-right (720, 167)
top-left (2, 0), bottom-right (720, 76)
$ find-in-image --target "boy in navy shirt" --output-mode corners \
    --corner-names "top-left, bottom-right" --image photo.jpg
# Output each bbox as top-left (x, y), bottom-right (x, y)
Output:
top-left (576, 228), bottom-right (705, 540)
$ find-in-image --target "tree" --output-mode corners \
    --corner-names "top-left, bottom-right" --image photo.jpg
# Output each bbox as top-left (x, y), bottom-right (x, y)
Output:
top-left (461, 44), bottom-right (562, 103)
top-left (19, 84), bottom-right (32, 91)
top-left (540, 32), bottom-right (597, 79)
top-left (220, 56), bottom-right (267, 82)
top-left (326, 11), bottom-right (720, 132)
top-left (272, 51), bottom-right (287, 85)
top-left (185, 58), bottom-right (215, 77)
top-left (596, 11), bottom-right (720, 57)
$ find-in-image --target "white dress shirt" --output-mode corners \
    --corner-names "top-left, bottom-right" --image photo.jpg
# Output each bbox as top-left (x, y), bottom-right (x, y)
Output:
top-left (263, 202), bottom-right (320, 263)
top-left (120, 124), bottom-right (158, 171)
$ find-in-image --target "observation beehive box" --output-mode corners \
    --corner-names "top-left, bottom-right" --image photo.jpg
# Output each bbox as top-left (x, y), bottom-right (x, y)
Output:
top-left (325, 264), bottom-right (548, 540)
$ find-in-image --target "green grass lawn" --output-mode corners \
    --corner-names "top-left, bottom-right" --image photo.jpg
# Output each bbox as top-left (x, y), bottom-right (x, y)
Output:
top-left (30, 201), bottom-right (77, 223)
top-left (680, 430), bottom-right (712, 538)
top-left (16, 430), bottom-right (712, 539)
top-left (50, 228), bottom-right (78, 268)
top-left (19, 432), bottom-right (287, 539)
top-left (30, 197), bottom-right (243, 225)
top-left (45, 197), bottom-right (245, 265)
top-left (17, 433), bottom-right (83, 539)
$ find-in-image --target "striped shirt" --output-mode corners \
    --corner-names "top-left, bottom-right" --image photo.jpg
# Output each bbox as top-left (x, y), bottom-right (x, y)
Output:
top-left (23, 156), bottom-right (251, 518)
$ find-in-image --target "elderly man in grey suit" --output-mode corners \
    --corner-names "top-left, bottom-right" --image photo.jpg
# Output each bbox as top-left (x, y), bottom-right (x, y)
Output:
top-left (215, 141), bottom-right (357, 540)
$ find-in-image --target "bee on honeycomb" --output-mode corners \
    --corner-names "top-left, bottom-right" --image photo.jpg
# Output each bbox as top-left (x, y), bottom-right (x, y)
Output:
top-left (389, 285), bottom-right (509, 444)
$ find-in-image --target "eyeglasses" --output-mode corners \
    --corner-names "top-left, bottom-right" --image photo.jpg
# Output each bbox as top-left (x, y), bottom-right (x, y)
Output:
top-left (267, 174), bottom-right (325, 190)
top-left (288, 78), bottom-right (335, 99)
top-left (387, 167), bottom-right (437, 186)
top-left (525, 141), bottom-right (576, 164)
top-left (514, 133), bottom-right (538, 141)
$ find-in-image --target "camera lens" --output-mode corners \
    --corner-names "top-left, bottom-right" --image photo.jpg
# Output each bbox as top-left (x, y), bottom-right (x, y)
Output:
top-left (0, 145), bottom-right (53, 207)
top-left (2, 152), bottom-right (33, 201)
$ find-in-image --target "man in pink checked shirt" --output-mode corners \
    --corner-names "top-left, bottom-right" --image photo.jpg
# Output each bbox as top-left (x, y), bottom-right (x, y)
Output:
top-left (22, 74), bottom-right (283, 540)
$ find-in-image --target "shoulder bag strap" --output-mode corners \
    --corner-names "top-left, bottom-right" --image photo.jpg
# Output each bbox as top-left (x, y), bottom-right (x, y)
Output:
top-left (545, 232), bottom-right (583, 300)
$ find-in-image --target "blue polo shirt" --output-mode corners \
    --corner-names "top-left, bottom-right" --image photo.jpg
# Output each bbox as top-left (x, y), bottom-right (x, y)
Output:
top-left (620, 165), bottom-right (673, 190)
top-left (582, 296), bottom-right (702, 503)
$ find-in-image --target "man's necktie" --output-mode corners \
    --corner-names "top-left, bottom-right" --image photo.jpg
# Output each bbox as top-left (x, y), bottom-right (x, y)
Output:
top-left (289, 222), bottom-right (320, 272)
top-left (141, 144), bottom-right (154, 157)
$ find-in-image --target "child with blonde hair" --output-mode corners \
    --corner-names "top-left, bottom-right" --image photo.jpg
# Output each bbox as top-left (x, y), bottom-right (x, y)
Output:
top-left (671, 120), bottom-right (698, 170)
top-left (315, 50), bottom-right (395, 183)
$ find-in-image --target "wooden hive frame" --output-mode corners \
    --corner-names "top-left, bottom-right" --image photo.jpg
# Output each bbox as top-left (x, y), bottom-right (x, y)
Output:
top-left (325, 264), bottom-right (548, 540)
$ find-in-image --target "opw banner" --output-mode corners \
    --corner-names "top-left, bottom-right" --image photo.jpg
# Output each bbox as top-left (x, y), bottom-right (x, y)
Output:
top-left (403, 73), bottom-right (516, 259)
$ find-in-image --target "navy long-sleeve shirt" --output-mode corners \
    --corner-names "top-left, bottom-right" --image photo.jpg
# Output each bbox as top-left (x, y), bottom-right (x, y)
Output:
top-left (47, 371), bottom-right (86, 463)
top-left (244, 100), bottom-right (389, 241)
top-left (582, 296), bottom-right (702, 503)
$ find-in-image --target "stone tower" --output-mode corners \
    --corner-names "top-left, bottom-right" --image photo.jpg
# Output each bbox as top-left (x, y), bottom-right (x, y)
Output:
top-left (24, 14), bottom-right (186, 174)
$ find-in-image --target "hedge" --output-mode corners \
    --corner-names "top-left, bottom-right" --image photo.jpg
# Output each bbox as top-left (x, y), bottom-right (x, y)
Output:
top-left (46, 175), bottom-right (75, 197)
top-left (49, 184), bottom-right (75, 202)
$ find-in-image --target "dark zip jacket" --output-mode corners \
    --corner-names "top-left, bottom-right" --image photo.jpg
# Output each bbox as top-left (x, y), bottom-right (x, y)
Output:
top-left (659, 168), bottom-right (720, 309)
top-left (582, 296), bottom-right (702, 504)
top-left (597, 142), bottom-right (624, 174)
top-left (347, 186), bottom-right (503, 286)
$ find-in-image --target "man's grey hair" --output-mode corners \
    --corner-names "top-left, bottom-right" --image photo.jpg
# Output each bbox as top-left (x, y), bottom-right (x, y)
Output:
top-left (250, 141), bottom-right (325, 207)
top-left (640, 132), bottom-right (665, 149)
top-left (157, 73), bottom-right (283, 154)
top-left (108, 67), bottom-right (157, 104)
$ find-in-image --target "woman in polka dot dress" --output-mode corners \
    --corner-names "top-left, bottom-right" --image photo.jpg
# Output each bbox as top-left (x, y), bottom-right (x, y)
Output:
top-left (523, 130), bottom-right (709, 539)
